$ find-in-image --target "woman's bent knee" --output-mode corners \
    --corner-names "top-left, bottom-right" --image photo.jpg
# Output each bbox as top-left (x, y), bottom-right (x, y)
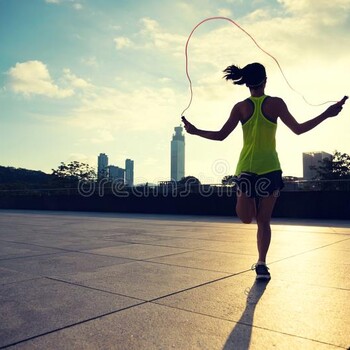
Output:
top-left (236, 195), bottom-right (256, 224)
top-left (239, 215), bottom-right (254, 224)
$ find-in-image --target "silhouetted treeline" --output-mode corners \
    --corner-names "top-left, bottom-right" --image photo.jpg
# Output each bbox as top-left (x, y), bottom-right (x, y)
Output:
top-left (0, 166), bottom-right (61, 190)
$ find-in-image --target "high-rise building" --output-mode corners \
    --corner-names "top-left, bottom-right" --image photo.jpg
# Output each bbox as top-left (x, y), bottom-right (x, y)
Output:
top-left (108, 165), bottom-right (125, 183)
top-left (171, 125), bottom-right (185, 181)
top-left (97, 153), bottom-right (108, 179)
top-left (125, 159), bottom-right (134, 186)
top-left (303, 151), bottom-right (332, 179)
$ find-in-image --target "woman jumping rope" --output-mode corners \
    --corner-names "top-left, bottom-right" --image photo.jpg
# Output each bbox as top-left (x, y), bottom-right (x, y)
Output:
top-left (182, 62), bottom-right (347, 280)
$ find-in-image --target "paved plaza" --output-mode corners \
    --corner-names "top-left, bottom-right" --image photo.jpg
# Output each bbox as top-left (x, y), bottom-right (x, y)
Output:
top-left (0, 210), bottom-right (349, 349)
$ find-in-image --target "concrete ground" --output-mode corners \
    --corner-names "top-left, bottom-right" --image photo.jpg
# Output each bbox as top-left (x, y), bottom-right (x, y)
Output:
top-left (0, 210), bottom-right (349, 350)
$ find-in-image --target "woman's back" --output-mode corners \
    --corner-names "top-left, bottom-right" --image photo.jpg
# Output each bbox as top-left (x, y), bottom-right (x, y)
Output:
top-left (238, 95), bottom-right (280, 124)
top-left (235, 95), bottom-right (281, 175)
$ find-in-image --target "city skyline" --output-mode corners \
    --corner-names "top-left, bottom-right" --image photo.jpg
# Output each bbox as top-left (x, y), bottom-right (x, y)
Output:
top-left (1, 1), bottom-right (349, 184)
top-left (97, 153), bottom-right (134, 185)
top-left (78, 148), bottom-right (335, 184)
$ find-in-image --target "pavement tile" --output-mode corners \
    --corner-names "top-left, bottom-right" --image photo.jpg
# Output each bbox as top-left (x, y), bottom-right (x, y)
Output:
top-left (271, 224), bottom-right (337, 234)
top-left (148, 250), bottom-right (256, 273)
top-left (323, 239), bottom-right (350, 252)
top-left (100, 233), bottom-right (173, 244)
top-left (8, 302), bottom-right (342, 350)
top-left (270, 254), bottom-right (350, 290)
top-left (84, 243), bottom-right (192, 260)
top-left (331, 227), bottom-right (350, 234)
top-left (1, 211), bottom-right (349, 349)
top-left (53, 261), bottom-right (229, 300)
top-left (157, 274), bottom-right (350, 348)
top-left (0, 278), bottom-right (142, 348)
top-left (194, 240), bottom-right (335, 259)
top-left (175, 229), bottom-right (256, 242)
top-left (0, 230), bottom-right (131, 251)
top-left (7, 236), bottom-right (128, 251)
top-left (0, 241), bottom-right (63, 260)
top-left (0, 252), bottom-right (132, 277)
top-left (147, 237), bottom-right (229, 249)
top-left (0, 267), bottom-right (38, 286)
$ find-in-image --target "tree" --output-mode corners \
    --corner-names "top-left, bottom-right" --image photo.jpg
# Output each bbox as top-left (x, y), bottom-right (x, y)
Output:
top-left (312, 151), bottom-right (350, 180)
top-left (0, 166), bottom-right (52, 184)
top-left (178, 176), bottom-right (201, 186)
top-left (0, 166), bottom-right (55, 191)
top-left (222, 175), bottom-right (236, 185)
top-left (311, 151), bottom-right (350, 191)
top-left (52, 161), bottom-right (96, 182)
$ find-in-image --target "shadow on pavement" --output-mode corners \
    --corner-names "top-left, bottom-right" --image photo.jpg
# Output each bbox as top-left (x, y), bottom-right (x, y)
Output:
top-left (222, 279), bottom-right (269, 350)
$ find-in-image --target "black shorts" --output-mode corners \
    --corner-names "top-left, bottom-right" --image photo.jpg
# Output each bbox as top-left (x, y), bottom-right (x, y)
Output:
top-left (234, 170), bottom-right (284, 198)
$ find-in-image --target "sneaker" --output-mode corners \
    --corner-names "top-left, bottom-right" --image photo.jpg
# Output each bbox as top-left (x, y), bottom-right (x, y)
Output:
top-left (252, 263), bottom-right (271, 280)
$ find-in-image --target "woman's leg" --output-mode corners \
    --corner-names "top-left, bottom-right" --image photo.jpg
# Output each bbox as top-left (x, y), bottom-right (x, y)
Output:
top-left (256, 195), bottom-right (278, 263)
top-left (235, 191), bottom-right (257, 224)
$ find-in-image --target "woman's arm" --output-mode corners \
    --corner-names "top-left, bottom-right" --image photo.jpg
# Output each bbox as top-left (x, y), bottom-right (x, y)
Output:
top-left (278, 96), bottom-right (347, 135)
top-left (181, 103), bottom-right (242, 141)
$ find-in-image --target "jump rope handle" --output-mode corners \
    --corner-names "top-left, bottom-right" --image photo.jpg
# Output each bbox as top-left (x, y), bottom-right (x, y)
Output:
top-left (339, 96), bottom-right (348, 105)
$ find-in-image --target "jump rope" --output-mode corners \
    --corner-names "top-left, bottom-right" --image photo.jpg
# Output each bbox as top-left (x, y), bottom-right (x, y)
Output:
top-left (180, 16), bottom-right (348, 117)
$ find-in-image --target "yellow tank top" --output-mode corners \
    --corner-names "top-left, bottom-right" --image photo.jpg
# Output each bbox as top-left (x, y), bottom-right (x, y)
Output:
top-left (235, 95), bottom-right (281, 175)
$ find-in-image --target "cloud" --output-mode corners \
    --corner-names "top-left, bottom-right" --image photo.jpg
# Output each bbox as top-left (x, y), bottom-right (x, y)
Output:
top-left (113, 18), bottom-right (185, 52)
top-left (7, 61), bottom-right (74, 98)
top-left (62, 68), bottom-right (92, 89)
top-left (276, 0), bottom-right (350, 29)
top-left (278, 0), bottom-right (350, 14)
top-left (73, 3), bottom-right (82, 10)
top-left (55, 83), bottom-right (181, 137)
top-left (66, 153), bottom-right (96, 167)
top-left (6, 61), bottom-right (93, 98)
top-left (140, 17), bottom-right (159, 33)
top-left (44, 0), bottom-right (83, 10)
top-left (218, 8), bottom-right (232, 17)
top-left (81, 56), bottom-right (98, 67)
top-left (139, 17), bottom-right (184, 52)
top-left (114, 36), bottom-right (133, 49)
top-left (79, 129), bottom-right (115, 144)
top-left (90, 129), bottom-right (115, 144)
top-left (158, 77), bottom-right (172, 83)
top-left (110, 25), bottom-right (121, 31)
top-left (155, 0), bottom-right (350, 87)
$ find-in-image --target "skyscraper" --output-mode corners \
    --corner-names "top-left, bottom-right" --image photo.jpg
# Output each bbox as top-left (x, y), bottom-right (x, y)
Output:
top-left (303, 151), bottom-right (332, 180)
top-left (97, 153), bottom-right (108, 179)
top-left (108, 165), bottom-right (125, 183)
top-left (171, 125), bottom-right (185, 181)
top-left (125, 159), bottom-right (134, 186)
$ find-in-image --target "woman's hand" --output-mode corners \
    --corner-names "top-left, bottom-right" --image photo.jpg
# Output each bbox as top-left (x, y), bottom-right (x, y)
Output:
top-left (323, 96), bottom-right (348, 118)
top-left (181, 116), bottom-right (198, 135)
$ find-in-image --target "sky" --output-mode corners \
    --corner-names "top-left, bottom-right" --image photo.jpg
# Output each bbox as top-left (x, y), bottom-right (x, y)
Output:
top-left (0, 0), bottom-right (349, 185)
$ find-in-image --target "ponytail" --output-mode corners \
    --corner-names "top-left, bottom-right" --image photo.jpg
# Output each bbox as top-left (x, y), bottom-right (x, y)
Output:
top-left (223, 62), bottom-right (267, 88)
top-left (223, 65), bottom-right (246, 85)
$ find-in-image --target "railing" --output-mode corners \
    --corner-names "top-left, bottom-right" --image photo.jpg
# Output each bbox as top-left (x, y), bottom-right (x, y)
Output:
top-left (282, 179), bottom-right (350, 191)
top-left (0, 179), bottom-right (350, 197)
